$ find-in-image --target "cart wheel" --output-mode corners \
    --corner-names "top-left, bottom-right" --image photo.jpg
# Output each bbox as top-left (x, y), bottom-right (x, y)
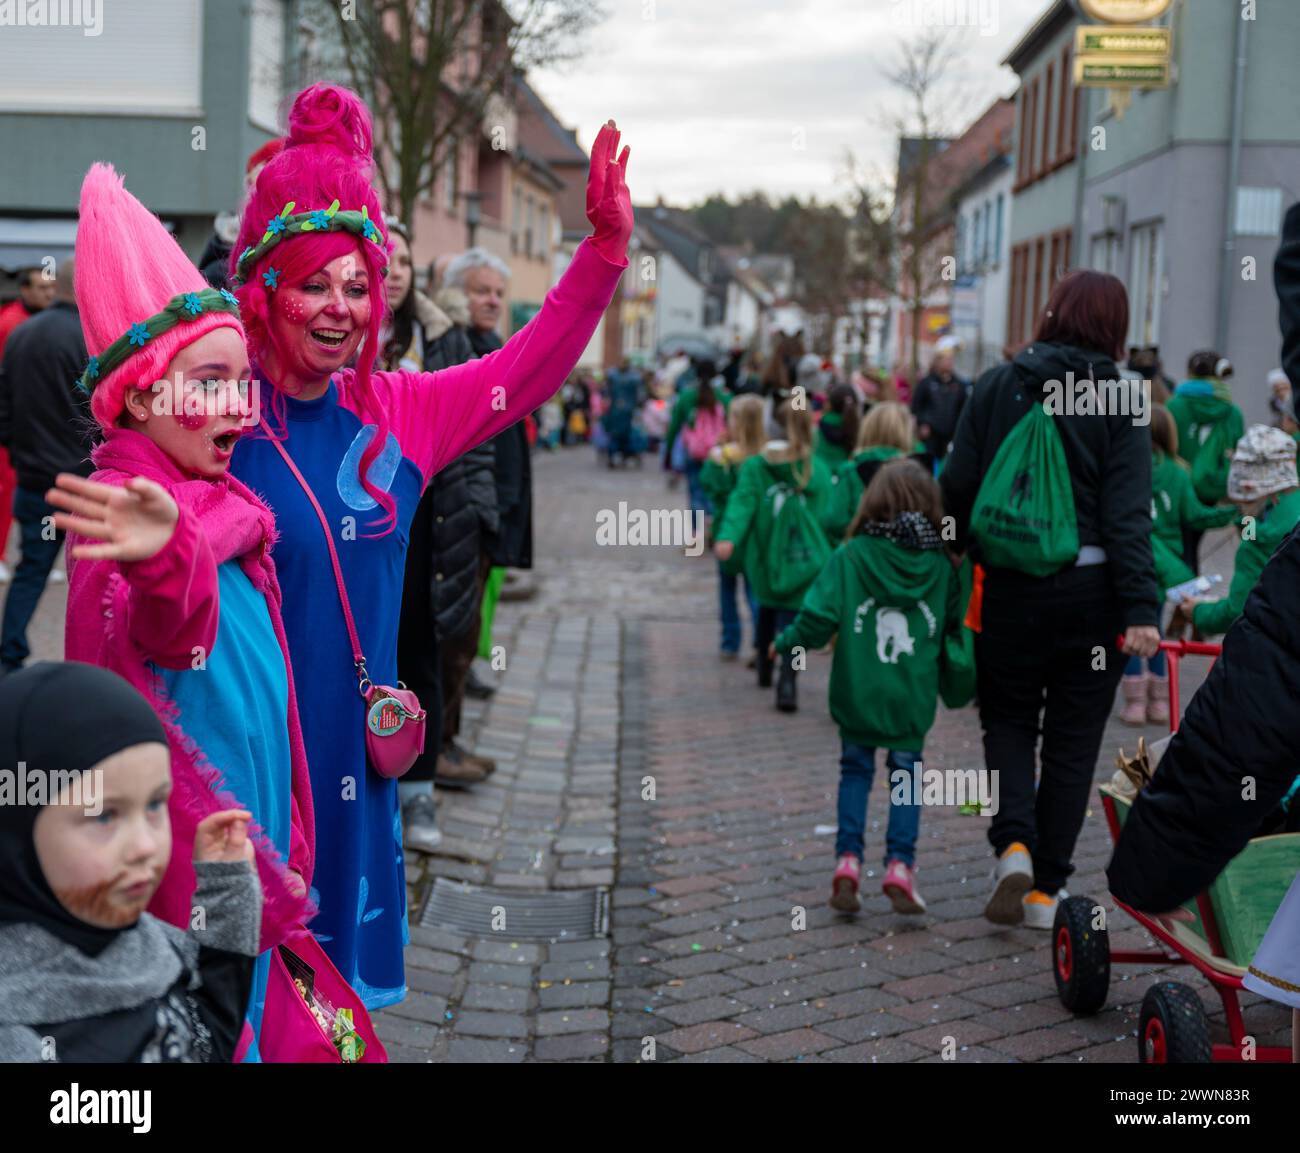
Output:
top-left (1138, 982), bottom-right (1212, 1063)
top-left (1052, 895), bottom-right (1110, 1015)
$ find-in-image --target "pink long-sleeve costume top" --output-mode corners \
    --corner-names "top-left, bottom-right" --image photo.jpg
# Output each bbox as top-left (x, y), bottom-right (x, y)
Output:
top-left (227, 238), bottom-right (626, 1008)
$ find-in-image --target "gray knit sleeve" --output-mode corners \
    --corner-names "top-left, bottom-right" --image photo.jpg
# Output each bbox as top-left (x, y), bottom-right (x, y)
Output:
top-left (189, 860), bottom-right (261, 957)
top-left (0, 1025), bottom-right (48, 1063)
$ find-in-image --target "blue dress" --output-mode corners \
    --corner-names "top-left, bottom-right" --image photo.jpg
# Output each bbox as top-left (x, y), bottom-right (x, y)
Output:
top-left (231, 383), bottom-right (419, 1010)
top-left (156, 561), bottom-right (294, 1059)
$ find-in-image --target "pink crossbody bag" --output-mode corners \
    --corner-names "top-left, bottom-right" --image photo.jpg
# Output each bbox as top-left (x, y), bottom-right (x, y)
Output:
top-left (271, 436), bottom-right (426, 779)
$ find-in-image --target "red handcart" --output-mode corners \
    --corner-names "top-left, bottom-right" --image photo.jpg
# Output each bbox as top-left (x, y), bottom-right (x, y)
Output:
top-left (1052, 638), bottom-right (1299, 1063)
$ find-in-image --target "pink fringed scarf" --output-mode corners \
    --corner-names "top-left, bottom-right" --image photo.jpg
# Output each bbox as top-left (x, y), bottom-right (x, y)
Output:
top-left (64, 428), bottom-right (315, 950)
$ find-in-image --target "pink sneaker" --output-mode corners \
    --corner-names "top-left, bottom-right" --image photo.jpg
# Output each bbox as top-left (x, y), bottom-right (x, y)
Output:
top-left (882, 859), bottom-right (927, 914)
top-left (830, 853), bottom-right (862, 913)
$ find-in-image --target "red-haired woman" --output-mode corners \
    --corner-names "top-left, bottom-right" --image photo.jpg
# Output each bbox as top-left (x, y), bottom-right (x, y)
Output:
top-left (226, 84), bottom-right (632, 1009)
top-left (940, 270), bottom-right (1160, 931)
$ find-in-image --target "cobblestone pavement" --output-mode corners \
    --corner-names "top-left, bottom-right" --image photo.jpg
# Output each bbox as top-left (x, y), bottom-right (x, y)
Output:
top-left (12, 449), bottom-right (1289, 1062)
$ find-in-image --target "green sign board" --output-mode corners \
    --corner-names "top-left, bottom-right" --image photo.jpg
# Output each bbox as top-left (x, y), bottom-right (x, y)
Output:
top-left (1076, 25), bottom-right (1170, 55)
top-left (1075, 56), bottom-right (1171, 88)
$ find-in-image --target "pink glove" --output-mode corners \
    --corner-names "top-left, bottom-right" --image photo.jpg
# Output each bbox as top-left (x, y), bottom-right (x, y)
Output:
top-left (586, 119), bottom-right (632, 265)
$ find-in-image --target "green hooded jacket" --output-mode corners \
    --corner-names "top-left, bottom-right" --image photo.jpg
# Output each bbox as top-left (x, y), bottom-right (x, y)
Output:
top-left (1166, 387), bottom-right (1244, 504)
top-left (700, 442), bottom-right (751, 575)
top-left (716, 444), bottom-right (831, 609)
top-left (819, 443), bottom-right (925, 544)
top-left (775, 534), bottom-right (966, 748)
top-left (1192, 488), bottom-right (1300, 636)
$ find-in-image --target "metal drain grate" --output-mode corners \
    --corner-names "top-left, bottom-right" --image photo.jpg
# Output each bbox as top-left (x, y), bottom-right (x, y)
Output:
top-left (419, 879), bottom-right (609, 940)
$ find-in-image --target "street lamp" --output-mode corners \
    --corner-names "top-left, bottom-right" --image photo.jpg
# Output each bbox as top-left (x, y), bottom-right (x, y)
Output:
top-left (461, 190), bottom-right (483, 249)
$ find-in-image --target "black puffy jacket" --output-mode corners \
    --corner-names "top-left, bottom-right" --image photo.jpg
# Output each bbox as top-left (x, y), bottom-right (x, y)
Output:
top-left (940, 340), bottom-right (1159, 629)
top-left (1107, 524), bottom-right (1300, 911)
top-left (469, 326), bottom-right (533, 569)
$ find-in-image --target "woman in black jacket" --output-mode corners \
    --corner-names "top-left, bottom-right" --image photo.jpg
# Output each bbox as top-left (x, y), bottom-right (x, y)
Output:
top-left (940, 270), bottom-right (1160, 930)
top-left (383, 225), bottom-right (499, 856)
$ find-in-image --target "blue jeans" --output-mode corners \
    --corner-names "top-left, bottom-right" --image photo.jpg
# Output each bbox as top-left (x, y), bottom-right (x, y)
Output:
top-left (1, 488), bottom-right (63, 670)
top-left (836, 744), bottom-right (922, 867)
top-left (719, 567), bottom-right (757, 654)
top-left (684, 460), bottom-right (710, 516)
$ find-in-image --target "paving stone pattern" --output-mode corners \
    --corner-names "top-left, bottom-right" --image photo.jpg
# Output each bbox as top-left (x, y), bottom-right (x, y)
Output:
top-left (14, 450), bottom-right (1286, 1062)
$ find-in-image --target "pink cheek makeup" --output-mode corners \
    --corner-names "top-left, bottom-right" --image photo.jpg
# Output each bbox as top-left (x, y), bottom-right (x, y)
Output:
top-left (174, 410), bottom-right (208, 432)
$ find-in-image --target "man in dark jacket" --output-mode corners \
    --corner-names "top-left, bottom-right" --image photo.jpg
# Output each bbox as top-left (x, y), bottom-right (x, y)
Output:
top-left (0, 258), bottom-right (93, 671)
top-left (911, 347), bottom-right (968, 466)
top-left (448, 248), bottom-right (535, 597)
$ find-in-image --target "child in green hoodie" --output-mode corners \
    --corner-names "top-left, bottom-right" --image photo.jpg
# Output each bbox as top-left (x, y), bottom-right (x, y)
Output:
top-left (1171, 424), bottom-right (1300, 640)
top-left (1120, 404), bottom-right (1239, 724)
top-left (820, 401), bottom-right (923, 543)
top-left (700, 394), bottom-right (767, 661)
top-left (813, 384), bottom-right (861, 471)
top-left (714, 400), bottom-right (830, 711)
top-left (774, 460), bottom-right (973, 916)
top-left (1166, 350), bottom-right (1244, 569)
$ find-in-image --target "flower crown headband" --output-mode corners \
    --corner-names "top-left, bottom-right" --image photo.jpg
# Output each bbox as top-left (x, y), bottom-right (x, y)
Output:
top-left (231, 199), bottom-right (388, 289)
top-left (76, 287), bottom-right (241, 394)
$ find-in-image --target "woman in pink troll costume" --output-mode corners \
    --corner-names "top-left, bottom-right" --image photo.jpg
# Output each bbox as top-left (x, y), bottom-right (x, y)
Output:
top-left (54, 163), bottom-right (316, 1061)
top-left (226, 83), bottom-right (631, 1009)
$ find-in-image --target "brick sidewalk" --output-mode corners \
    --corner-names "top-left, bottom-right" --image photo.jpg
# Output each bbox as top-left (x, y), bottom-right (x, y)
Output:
top-left (8, 449), bottom-right (1287, 1062)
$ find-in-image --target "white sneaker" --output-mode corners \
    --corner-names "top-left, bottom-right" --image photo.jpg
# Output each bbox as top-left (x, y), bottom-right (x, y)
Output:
top-left (985, 841), bottom-right (1033, 924)
top-left (402, 794), bottom-right (443, 854)
top-left (49, 569), bottom-right (66, 584)
top-left (0, 562), bottom-right (10, 583)
top-left (1022, 888), bottom-right (1068, 930)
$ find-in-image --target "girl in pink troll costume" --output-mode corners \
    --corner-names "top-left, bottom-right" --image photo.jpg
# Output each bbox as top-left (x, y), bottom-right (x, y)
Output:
top-left (226, 83), bottom-right (632, 1008)
top-left (53, 163), bottom-right (316, 1061)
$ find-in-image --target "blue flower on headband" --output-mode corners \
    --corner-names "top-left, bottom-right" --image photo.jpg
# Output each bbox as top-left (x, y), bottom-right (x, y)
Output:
top-left (263, 267), bottom-right (280, 290)
top-left (86, 356), bottom-right (100, 381)
top-left (363, 220), bottom-right (382, 244)
top-left (127, 323), bottom-right (150, 348)
top-left (219, 288), bottom-right (239, 308)
top-left (265, 214), bottom-right (288, 236)
top-left (308, 210), bottom-right (332, 230)
top-left (181, 293), bottom-right (203, 316)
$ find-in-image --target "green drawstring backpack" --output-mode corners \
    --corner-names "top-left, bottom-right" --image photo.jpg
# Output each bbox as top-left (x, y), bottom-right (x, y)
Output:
top-left (765, 481), bottom-right (831, 600)
top-left (969, 402), bottom-right (1078, 576)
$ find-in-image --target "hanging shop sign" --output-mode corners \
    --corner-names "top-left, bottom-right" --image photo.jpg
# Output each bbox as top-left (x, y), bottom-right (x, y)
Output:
top-left (1077, 0), bottom-right (1173, 22)
top-left (1076, 25), bottom-right (1170, 56)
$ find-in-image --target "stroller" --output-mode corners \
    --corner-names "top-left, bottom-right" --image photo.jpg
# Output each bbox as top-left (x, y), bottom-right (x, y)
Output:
top-left (1052, 639), bottom-right (1300, 1063)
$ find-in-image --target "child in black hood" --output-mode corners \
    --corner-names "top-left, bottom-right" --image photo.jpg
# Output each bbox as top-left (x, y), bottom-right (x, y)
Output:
top-left (0, 662), bottom-right (260, 1062)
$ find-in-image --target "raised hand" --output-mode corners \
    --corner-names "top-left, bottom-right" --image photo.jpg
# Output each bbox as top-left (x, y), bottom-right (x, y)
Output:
top-left (586, 119), bottom-right (633, 263)
top-left (47, 473), bottom-right (179, 562)
top-left (194, 809), bottom-right (256, 864)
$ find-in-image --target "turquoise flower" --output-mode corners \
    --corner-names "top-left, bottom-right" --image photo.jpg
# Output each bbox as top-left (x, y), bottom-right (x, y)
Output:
top-left (262, 267), bottom-right (280, 290)
top-left (308, 210), bottom-right (332, 230)
top-left (219, 288), bottom-right (239, 308)
top-left (127, 323), bottom-right (150, 348)
top-left (181, 292), bottom-right (203, 316)
top-left (363, 220), bottom-right (382, 244)
top-left (86, 355), bottom-right (100, 381)
top-left (265, 214), bottom-right (288, 236)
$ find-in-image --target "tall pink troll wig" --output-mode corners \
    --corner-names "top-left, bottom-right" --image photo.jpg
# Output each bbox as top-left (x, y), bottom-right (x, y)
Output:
top-left (75, 163), bottom-right (246, 429)
top-left (232, 83), bottom-right (395, 531)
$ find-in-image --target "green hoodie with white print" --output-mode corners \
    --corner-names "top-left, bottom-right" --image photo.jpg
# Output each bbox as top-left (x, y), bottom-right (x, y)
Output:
top-left (775, 531), bottom-right (968, 750)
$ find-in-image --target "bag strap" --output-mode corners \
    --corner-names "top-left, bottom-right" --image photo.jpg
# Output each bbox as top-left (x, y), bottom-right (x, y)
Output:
top-left (269, 435), bottom-right (371, 689)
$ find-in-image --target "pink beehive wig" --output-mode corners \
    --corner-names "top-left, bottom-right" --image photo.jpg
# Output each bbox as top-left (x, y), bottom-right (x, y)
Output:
top-left (232, 83), bottom-right (396, 532)
top-left (75, 163), bottom-right (246, 429)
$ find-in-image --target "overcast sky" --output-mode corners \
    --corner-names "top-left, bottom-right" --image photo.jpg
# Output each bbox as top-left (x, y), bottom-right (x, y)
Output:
top-left (529, 0), bottom-right (1051, 208)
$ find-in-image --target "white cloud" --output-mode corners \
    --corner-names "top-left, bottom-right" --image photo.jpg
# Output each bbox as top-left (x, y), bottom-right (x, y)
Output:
top-left (529, 0), bottom-right (1049, 205)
